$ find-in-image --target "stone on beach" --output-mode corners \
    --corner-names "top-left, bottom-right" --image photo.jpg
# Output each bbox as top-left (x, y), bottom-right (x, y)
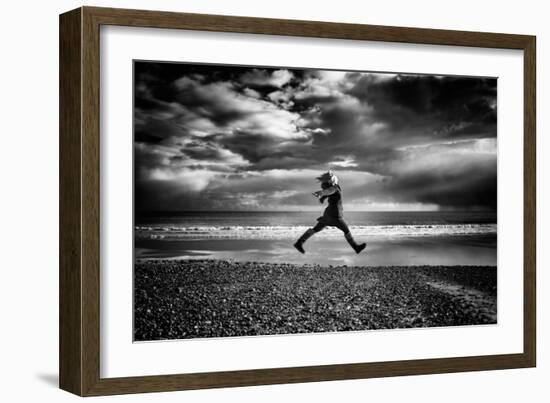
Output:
top-left (134, 259), bottom-right (496, 341)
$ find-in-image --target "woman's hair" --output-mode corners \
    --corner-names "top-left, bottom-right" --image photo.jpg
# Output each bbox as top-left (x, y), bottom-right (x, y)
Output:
top-left (316, 170), bottom-right (339, 186)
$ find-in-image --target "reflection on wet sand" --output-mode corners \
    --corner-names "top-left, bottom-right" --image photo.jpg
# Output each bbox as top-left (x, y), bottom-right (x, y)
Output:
top-left (135, 234), bottom-right (496, 267)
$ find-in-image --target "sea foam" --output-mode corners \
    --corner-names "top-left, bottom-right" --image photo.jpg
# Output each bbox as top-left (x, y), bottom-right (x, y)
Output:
top-left (135, 223), bottom-right (496, 241)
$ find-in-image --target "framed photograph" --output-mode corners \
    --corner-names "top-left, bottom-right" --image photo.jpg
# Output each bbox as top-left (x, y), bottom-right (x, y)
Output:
top-left (59, 6), bottom-right (536, 396)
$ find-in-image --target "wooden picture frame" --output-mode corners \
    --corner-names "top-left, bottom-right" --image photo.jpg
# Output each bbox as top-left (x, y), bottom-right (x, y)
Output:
top-left (59, 6), bottom-right (536, 396)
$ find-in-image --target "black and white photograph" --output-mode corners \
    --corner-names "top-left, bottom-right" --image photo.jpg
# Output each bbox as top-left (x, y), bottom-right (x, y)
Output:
top-left (133, 61), bottom-right (497, 341)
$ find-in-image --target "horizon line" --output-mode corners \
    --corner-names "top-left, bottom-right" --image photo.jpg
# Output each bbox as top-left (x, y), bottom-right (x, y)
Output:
top-left (135, 209), bottom-right (496, 213)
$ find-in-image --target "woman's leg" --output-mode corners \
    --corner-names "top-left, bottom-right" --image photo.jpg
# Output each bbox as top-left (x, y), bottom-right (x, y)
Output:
top-left (294, 222), bottom-right (326, 254)
top-left (336, 219), bottom-right (366, 254)
top-left (312, 222), bottom-right (326, 232)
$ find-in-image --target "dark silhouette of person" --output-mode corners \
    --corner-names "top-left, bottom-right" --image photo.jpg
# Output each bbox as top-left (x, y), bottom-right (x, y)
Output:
top-left (294, 170), bottom-right (366, 254)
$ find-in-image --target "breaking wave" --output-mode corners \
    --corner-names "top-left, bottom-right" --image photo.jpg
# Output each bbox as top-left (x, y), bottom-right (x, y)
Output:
top-left (135, 224), bottom-right (496, 241)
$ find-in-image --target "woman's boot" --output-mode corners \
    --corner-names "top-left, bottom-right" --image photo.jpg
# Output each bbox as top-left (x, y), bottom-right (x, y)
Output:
top-left (293, 228), bottom-right (316, 254)
top-left (345, 232), bottom-right (366, 254)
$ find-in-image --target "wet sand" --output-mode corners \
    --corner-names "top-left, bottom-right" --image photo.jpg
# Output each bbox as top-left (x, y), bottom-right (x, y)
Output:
top-left (135, 234), bottom-right (497, 267)
top-left (134, 259), bottom-right (496, 341)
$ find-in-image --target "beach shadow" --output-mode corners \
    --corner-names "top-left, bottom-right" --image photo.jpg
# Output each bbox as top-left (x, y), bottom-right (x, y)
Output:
top-left (35, 373), bottom-right (58, 388)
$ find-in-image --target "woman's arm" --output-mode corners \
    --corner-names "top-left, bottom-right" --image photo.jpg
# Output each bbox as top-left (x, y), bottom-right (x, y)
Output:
top-left (312, 186), bottom-right (337, 198)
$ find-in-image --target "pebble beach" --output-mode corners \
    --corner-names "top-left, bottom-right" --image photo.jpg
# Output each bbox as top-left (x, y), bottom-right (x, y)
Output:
top-left (134, 259), bottom-right (497, 341)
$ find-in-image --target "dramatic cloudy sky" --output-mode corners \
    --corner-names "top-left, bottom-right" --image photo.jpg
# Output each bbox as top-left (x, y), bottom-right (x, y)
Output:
top-left (134, 61), bottom-right (497, 212)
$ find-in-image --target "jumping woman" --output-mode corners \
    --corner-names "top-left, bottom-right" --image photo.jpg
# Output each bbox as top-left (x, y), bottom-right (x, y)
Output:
top-left (293, 170), bottom-right (367, 254)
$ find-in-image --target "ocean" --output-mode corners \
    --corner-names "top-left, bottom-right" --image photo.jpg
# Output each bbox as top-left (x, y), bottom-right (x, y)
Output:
top-left (134, 211), bottom-right (497, 266)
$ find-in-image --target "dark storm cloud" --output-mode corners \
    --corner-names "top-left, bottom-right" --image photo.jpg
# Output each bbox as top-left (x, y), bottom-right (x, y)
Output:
top-left (382, 144), bottom-right (497, 210)
top-left (347, 74), bottom-right (497, 139)
top-left (134, 62), bottom-right (497, 211)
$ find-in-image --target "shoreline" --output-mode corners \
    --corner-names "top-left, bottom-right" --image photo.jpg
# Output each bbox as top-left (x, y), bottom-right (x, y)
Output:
top-left (135, 233), bottom-right (497, 267)
top-left (134, 259), bottom-right (496, 341)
